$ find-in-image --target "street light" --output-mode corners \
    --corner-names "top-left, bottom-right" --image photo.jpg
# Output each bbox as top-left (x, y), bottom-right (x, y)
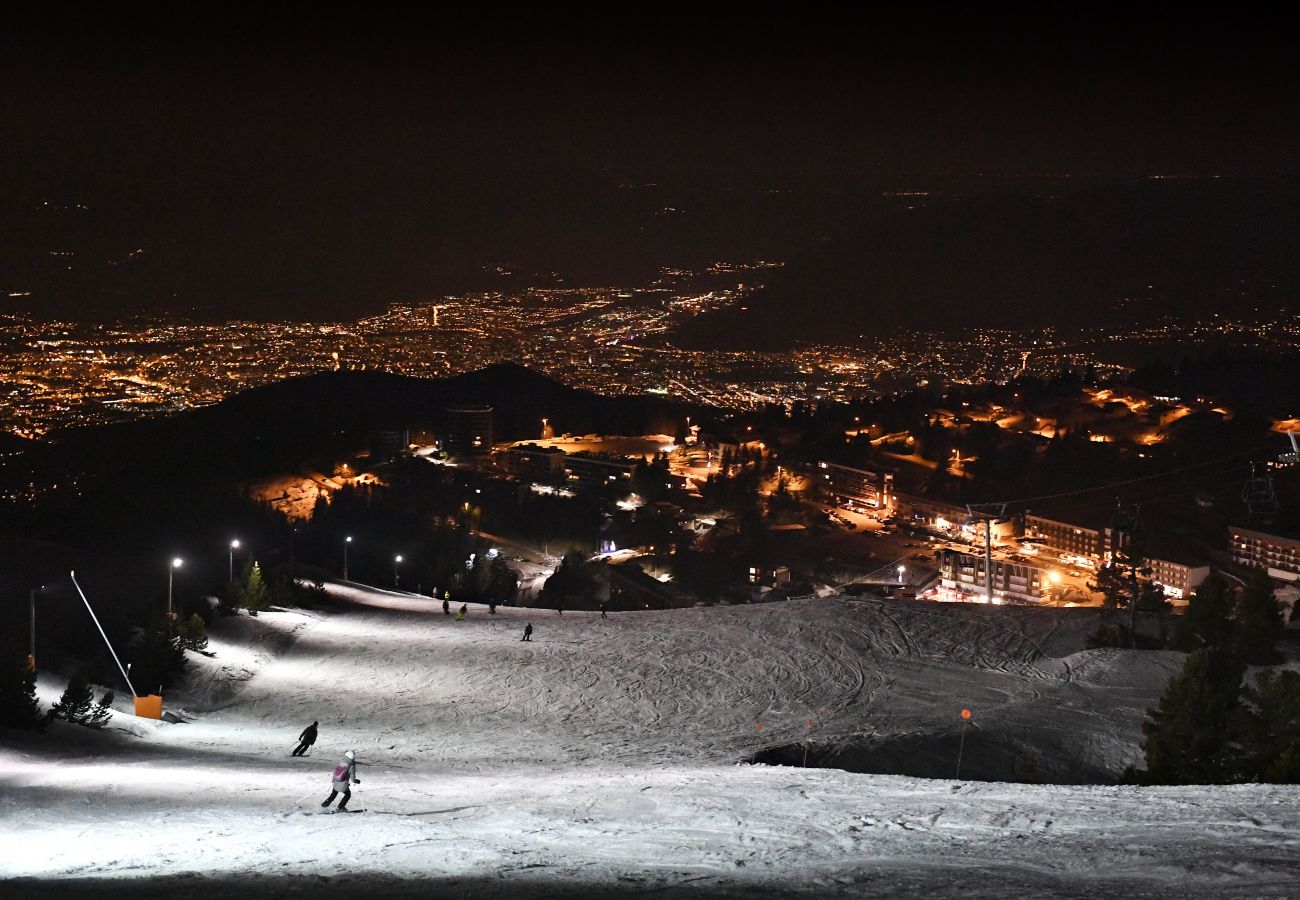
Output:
top-left (394, 554), bottom-right (403, 589)
top-left (168, 557), bottom-right (183, 617)
top-left (343, 535), bottom-right (353, 580)
top-left (228, 539), bottom-right (240, 584)
top-left (897, 564), bottom-right (906, 584)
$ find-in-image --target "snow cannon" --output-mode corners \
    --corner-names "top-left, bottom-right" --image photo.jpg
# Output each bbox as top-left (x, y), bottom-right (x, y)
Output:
top-left (133, 694), bottom-right (163, 719)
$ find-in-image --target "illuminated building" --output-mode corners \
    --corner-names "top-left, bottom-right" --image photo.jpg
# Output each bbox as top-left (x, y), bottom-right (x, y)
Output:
top-left (1229, 525), bottom-right (1300, 583)
top-left (937, 549), bottom-right (1047, 603)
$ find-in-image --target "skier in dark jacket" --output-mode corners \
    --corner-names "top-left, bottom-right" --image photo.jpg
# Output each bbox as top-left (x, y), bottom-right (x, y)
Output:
top-left (521, 622), bottom-right (533, 641)
top-left (599, 602), bottom-right (608, 619)
top-left (443, 598), bottom-right (450, 616)
top-left (292, 721), bottom-right (318, 756)
top-left (322, 750), bottom-right (360, 810)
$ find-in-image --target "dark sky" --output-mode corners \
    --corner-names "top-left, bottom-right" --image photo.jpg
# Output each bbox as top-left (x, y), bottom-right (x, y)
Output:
top-left (2, 9), bottom-right (1298, 325)
top-left (5, 8), bottom-right (1297, 187)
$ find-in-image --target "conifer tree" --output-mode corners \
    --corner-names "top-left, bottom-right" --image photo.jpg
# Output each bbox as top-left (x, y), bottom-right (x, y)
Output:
top-left (0, 649), bottom-right (43, 730)
top-left (50, 674), bottom-right (96, 724)
top-left (87, 690), bottom-right (115, 729)
top-left (1137, 648), bottom-right (1243, 784)
top-left (1173, 572), bottom-right (1233, 652)
top-left (176, 613), bottom-right (209, 652)
top-left (241, 561), bottom-right (271, 616)
top-left (1239, 669), bottom-right (1300, 783)
top-left (1234, 570), bottom-right (1283, 665)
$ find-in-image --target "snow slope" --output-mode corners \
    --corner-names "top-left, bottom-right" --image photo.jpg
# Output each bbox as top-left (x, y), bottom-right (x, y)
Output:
top-left (2, 586), bottom-right (1298, 898)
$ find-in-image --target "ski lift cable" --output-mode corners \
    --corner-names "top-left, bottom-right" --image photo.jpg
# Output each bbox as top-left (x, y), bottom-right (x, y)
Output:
top-left (1013, 463), bottom-right (1254, 518)
top-left (987, 442), bottom-right (1276, 509)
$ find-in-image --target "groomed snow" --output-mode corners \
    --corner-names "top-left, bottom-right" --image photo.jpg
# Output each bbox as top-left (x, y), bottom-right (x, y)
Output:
top-left (2, 585), bottom-right (1298, 898)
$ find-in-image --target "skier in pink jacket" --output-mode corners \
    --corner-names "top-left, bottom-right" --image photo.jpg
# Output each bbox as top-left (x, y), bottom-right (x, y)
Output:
top-left (321, 750), bottom-right (360, 810)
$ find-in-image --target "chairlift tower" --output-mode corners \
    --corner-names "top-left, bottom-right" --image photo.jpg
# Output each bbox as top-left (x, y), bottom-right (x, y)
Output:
top-left (966, 502), bottom-right (1009, 604)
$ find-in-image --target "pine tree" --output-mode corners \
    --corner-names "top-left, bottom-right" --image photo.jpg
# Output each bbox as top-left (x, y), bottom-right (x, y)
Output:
top-left (1239, 669), bottom-right (1300, 783)
top-left (86, 690), bottom-right (115, 729)
top-left (1137, 648), bottom-right (1243, 784)
top-left (130, 625), bottom-right (186, 694)
top-left (1234, 570), bottom-right (1283, 665)
top-left (241, 561), bottom-right (271, 616)
top-left (1088, 549), bottom-right (1169, 617)
top-left (50, 674), bottom-right (96, 724)
top-left (0, 649), bottom-right (43, 731)
top-left (1173, 572), bottom-right (1233, 652)
top-left (175, 613), bottom-right (209, 652)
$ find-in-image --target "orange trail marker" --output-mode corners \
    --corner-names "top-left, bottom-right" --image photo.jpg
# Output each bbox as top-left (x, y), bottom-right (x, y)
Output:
top-left (956, 709), bottom-right (972, 777)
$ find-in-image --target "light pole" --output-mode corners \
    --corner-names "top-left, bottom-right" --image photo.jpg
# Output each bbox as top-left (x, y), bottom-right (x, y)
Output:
top-left (343, 536), bottom-right (353, 580)
top-left (168, 557), bottom-right (183, 618)
top-left (394, 554), bottom-right (403, 589)
top-left (27, 587), bottom-right (39, 672)
top-left (897, 564), bottom-right (906, 584)
top-left (228, 539), bottom-right (240, 584)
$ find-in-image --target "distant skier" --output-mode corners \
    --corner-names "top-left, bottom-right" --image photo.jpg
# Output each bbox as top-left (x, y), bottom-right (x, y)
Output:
top-left (443, 598), bottom-right (450, 616)
top-left (321, 750), bottom-right (360, 811)
top-left (521, 622), bottom-right (533, 641)
top-left (488, 598), bottom-right (497, 615)
top-left (456, 604), bottom-right (467, 621)
top-left (556, 597), bottom-right (563, 616)
top-left (599, 602), bottom-right (608, 619)
top-left (292, 720), bottom-right (318, 757)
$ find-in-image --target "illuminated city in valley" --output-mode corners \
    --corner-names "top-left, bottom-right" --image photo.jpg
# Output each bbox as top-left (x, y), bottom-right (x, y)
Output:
top-left (8, 294), bottom-right (1300, 437)
top-left (3, 10), bottom-right (1300, 900)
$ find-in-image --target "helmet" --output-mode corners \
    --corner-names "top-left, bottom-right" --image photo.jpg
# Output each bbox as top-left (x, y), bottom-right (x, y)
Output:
top-left (345, 750), bottom-right (355, 760)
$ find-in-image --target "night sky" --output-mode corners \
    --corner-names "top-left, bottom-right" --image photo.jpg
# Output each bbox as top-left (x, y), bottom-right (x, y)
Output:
top-left (2, 9), bottom-right (1297, 327)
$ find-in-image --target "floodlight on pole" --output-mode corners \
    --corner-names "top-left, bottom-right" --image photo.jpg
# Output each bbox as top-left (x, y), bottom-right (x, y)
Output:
top-left (229, 539), bottom-right (240, 583)
top-left (394, 554), bottom-right (403, 589)
top-left (168, 557), bottom-right (183, 618)
top-left (343, 535), bottom-right (353, 581)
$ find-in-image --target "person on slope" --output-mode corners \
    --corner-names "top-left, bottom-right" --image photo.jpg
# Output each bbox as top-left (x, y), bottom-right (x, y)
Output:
top-left (521, 622), bottom-right (533, 641)
top-left (456, 604), bottom-right (467, 621)
top-left (292, 720), bottom-right (318, 756)
top-left (488, 598), bottom-right (497, 615)
top-left (443, 597), bottom-right (450, 616)
top-left (322, 750), bottom-right (360, 810)
top-left (599, 601), bottom-right (608, 619)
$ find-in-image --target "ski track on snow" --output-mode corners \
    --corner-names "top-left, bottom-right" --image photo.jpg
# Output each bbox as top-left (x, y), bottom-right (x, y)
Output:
top-left (2, 584), bottom-right (1297, 898)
